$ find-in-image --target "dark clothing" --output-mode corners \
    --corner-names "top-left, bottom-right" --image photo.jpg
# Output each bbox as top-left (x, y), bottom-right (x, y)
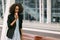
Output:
top-left (6, 13), bottom-right (23, 39)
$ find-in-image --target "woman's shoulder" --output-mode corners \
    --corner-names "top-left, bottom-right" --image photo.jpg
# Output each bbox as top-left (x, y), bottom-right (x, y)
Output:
top-left (8, 14), bottom-right (14, 17)
top-left (8, 14), bottom-right (14, 19)
top-left (19, 13), bottom-right (23, 20)
top-left (19, 13), bottom-right (23, 16)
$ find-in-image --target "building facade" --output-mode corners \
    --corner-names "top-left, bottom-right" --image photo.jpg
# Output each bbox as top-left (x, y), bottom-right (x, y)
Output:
top-left (0, 0), bottom-right (60, 23)
top-left (15, 0), bottom-right (60, 23)
top-left (1, 0), bottom-right (60, 40)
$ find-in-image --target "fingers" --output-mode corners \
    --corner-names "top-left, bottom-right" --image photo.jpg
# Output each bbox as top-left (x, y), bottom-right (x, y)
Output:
top-left (14, 14), bottom-right (18, 20)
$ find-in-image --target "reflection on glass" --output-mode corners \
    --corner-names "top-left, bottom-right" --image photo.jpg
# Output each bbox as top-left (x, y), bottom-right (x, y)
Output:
top-left (51, 0), bottom-right (60, 23)
top-left (4, 0), bottom-right (6, 12)
top-left (0, 0), bottom-right (6, 19)
top-left (15, 0), bottom-right (23, 3)
top-left (24, 0), bottom-right (35, 8)
top-left (25, 11), bottom-right (36, 21)
top-left (0, 0), bottom-right (3, 19)
top-left (44, 0), bottom-right (47, 22)
top-left (15, 0), bottom-right (39, 21)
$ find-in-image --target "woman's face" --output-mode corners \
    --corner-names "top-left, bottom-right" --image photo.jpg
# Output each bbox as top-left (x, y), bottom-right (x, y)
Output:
top-left (15, 6), bottom-right (19, 13)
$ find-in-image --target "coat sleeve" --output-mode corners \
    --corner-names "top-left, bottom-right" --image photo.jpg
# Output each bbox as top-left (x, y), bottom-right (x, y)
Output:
top-left (19, 14), bottom-right (23, 29)
top-left (21, 14), bottom-right (23, 23)
top-left (7, 15), bottom-right (16, 39)
top-left (7, 15), bottom-right (14, 28)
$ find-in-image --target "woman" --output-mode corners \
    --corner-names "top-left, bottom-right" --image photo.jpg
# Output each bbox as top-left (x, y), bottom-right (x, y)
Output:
top-left (6, 3), bottom-right (23, 40)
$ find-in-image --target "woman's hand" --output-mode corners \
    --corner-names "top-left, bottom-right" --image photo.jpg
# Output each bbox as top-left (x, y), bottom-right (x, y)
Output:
top-left (10, 13), bottom-right (19, 26)
top-left (14, 13), bottom-right (18, 20)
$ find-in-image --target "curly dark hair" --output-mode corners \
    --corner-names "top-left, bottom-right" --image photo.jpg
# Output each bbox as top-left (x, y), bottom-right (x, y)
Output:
top-left (9, 3), bottom-right (23, 15)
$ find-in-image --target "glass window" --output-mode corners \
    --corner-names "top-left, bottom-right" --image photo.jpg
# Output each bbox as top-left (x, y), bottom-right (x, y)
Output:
top-left (15, 0), bottom-right (23, 3)
top-left (0, 0), bottom-right (6, 24)
top-left (0, 0), bottom-right (3, 19)
top-left (0, 0), bottom-right (6, 19)
top-left (51, 0), bottom-right (60, 23)
top-left (15, 0), bottom-right (39, 21)
top-left (44, 0), bottom-right (47, 22)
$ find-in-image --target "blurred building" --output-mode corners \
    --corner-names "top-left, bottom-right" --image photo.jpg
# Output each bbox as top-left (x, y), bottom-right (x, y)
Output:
top-left (15, 0), bottom-right (60, 23)
top-left (0, 0), bottom-right (60, 40)
top-left (0, 0), bottom-right (60, 23)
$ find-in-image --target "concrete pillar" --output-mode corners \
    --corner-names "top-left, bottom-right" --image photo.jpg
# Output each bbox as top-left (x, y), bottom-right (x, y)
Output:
top-left (39, 0), bottom-right (42, 23)
top-left (47, 0), bottom-right (51, 23)
top-left (41, 0), bottom-right (44, 23)
top-left (39, 0), bottom-right (44, 23)
top-left (1, 0), bottom-right (10, 40)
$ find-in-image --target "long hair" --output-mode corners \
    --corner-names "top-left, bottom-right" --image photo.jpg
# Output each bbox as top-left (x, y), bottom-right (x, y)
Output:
top-left (9, 3), bottom-right (23, 15)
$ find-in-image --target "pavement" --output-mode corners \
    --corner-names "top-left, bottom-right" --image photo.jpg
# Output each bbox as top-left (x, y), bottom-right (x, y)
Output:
top-left (0, 27), bottom-right (2, 40)
top-left (23, 29), bottom-right (60, 39)
top-left (0, 20), bottom-right (60, 40)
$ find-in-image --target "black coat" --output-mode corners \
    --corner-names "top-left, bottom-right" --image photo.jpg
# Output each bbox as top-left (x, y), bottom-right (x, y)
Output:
top-left (6, 13), bottom-right (23, 39)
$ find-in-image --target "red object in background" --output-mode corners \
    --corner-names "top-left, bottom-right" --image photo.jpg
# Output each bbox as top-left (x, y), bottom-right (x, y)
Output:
top-left (22, 33), bottom-right (42, 40)
top-left (35, 36), bottom-right (43, 40)
top-left (22, 33), bottom-right (60, 40)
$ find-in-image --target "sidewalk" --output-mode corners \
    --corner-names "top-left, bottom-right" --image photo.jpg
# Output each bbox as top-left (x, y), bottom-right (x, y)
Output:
top-left (0, 20), bottom-right (60, 40)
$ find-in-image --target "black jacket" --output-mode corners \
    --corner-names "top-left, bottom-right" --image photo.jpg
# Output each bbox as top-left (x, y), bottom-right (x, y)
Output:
top-left (6, 13), bottom-right (23, 39)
